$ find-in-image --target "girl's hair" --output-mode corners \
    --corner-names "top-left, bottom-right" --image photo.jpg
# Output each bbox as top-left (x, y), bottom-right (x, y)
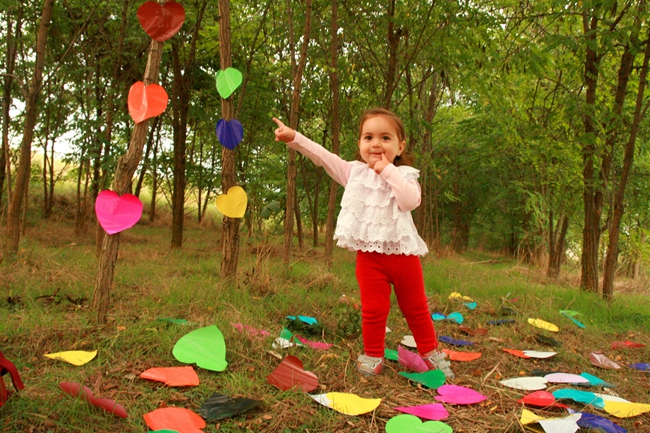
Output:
top-left (356, 108), bottom-right (414, 166)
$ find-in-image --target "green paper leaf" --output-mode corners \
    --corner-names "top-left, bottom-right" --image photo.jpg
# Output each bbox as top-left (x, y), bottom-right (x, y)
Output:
top-left (386, 414), bottom-right (452, 433)
top-left (399, 369), bottom-right (446, 389)
top-left (216, 68), bottom-right (243, 99)
top-left (172, 325), bottom-right (228, 372)
top-left (385, 349), bottom-right (398, 361)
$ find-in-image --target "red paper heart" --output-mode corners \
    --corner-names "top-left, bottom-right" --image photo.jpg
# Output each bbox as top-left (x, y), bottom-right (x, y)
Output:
top-left (59, 381), bottom-right (128, 418)
top-left (128, 81), bottom-right (168, 124)
top-left (266, 355), bottom-right (318, 392)
top-left (137, 1), bottom-right (185, 42)
top-left (143, 407), bottom-right (205, 433)
top-left (95, 190), bottom-right (143, 235)
top-left (140, 366), bottom-right (199, 387)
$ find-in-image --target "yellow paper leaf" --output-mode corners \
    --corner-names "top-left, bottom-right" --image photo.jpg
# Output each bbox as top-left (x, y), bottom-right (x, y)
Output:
top-left (449, 292), bottom-right (473, 302)
top-left (527, 318), bottom-right (559, 333)
top-left (603, 400), bottom-right (650, 418)
top-left (44, 350), bottom-right (97, 366)
top-left (520, 409), bottom-right (545, 425)
top-left (327, 392), bottom-right (381, 415)
top-left (215, 186), bottom-right (247, 218)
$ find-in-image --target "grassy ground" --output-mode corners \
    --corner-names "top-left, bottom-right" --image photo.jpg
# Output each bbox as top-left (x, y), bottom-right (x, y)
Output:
top-left (1, 218), bottom-right (650, 432)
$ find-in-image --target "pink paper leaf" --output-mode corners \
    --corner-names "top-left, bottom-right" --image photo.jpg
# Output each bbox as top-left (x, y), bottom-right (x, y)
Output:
top-left (398, 345), bottom-right (429, 372)
top-left (394, 403), bottom-right (449, 421)
top-left (434, 384), bottom-right (487, 405)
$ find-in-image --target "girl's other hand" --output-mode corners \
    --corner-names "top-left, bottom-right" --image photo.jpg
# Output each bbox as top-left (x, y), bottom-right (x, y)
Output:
top-left (272, 117), bottom-right (296, 143)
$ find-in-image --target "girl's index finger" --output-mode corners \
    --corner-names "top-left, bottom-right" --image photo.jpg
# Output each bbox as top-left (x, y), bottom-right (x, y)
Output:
top-left (272, 117), bottom-right (284, 128)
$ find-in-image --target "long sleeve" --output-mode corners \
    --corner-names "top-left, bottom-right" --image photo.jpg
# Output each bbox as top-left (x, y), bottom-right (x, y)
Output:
top-left (287, 132), bottom-right (351, 187)
top-left (380, 164), bottom-right (421, 211)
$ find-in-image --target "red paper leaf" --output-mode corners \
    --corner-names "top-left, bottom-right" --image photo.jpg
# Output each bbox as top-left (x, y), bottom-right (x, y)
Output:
top-left (441, 349), bottom-right (482, 362)
top-left (59, 382), bottom-right (128, 419)
top-left (517, 390), bottom-right (568, 409)
top-left (128, 81), bottom-right (168, 124)
top-left (266, 355), bottom-right (318, 392)
top-left (143, 407), bottom-right (205, 433)
top-left (611, 340), bottom-right (645, 350)
top-left (137, 1), bottom-right (185, 42)
top-left (457, 326), bottom-right (488, 336)
top-left (503, 348), bottom-right (531, 359)
top-left (140, 366), bottom-right (199, 387)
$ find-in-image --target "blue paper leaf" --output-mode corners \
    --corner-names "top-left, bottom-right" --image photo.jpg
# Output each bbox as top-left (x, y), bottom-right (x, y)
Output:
top-left (438, 336), bottom-right (473, 346)
top-left (577, 412), bottom-right (627, 433)
top-left (552, 389), bottom-right (605, 409)
top-left (446, 312), bottom-right (464, 324)
top-left (432, 313), bottom-right (446, 321)
top-left (463, 302), bottom-right (477, 310)
top-left (629, 363), bottom-right (650, 371)
top-left (579, 372), bottom-right (616, 388)
top-left (216, 119), bottom-right (244, 149)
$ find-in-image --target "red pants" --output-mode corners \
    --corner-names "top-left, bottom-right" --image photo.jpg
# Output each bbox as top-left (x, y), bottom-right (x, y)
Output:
top-left (356, 251), bottom-right (438, 358)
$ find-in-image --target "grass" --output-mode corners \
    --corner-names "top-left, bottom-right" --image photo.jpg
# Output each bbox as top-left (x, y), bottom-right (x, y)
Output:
top-left (1, 218), bottom-right (650, 432)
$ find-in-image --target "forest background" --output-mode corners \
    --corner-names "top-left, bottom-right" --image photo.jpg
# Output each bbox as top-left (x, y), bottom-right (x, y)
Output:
top-left (2, 0), bottom-right (650, 311)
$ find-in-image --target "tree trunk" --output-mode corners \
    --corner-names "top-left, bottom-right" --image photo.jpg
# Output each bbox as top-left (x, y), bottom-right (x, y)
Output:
top-left (150, 133), bottom-right (159, 222)
top-left (219, 0), bottom-right (241, 280)
top-left (602, 28), bottom-right (650, 301)
top-left (382, 0), bottom-right (401, 108)
top-left (91, 38), bottom-right (164, 324)
top-left (283, 0), bottom-right (312, 264)
top-left (4, 0), bottom-right (53, 257)
top-left (547, 213), bottom-right (569, 278)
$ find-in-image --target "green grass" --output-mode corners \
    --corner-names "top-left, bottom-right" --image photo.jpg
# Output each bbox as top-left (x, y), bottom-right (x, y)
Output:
top-left (1, 219), bottom-right (650, 432)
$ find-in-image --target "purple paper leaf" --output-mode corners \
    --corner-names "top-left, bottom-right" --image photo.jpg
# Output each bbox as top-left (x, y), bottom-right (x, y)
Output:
top-left (628, 363), bottom-right (650, 371)
top-left (216, 119), bottom-right (244, 149)
top-left (398, 345), bottom-right (429, 372)
top-left (577, 412), bottom-right (627, 433)
top-left (439, 336), bottom-right (474, 346)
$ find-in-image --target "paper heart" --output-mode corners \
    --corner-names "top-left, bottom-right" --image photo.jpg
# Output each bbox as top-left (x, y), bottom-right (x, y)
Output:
top-left (137, 1), bottom-right (185, 42)
top-left (385, 414), bottom-right (452, 433)
top-left (309, 392), bottom-right (381, 415)
top-left (128, 81), bottom-right (168, 124)
top-left (400, 335), bottom-right (417, 348)
top-left (95, 190), bottom-right (143, 235)
top-left (266, 355), bottom-right (318, 392)
top-left (215, 186), bottom-right (247, 218)
top-left (398, 345), bottom-right (429, 372)
top-left (544, 373), bottom-right (590, 384)
top-left (394, 403), bottom-right (449, 421)
top-left (198, 393), bottom-right (261, 421)
top-left (216, 119), bottom-right (244, 149)
top-left (172, 325), bottom-right (228, 372)
top-left (435, 384), bottom-right (486, 405)
top-left (603, 400), bottom-right (650, 418)
top-left (59, 382), bottom-right (127, 418)
top-left (44, 350), bottom-right (97, 366)
top-left (140, 366), bottom-right (199, 387)
top-left (518, 391), bottom-right (557, 407)
top-left (215, 68), bottom-right (243, 99)
top-left (143, 407), bottom-right (205, 433)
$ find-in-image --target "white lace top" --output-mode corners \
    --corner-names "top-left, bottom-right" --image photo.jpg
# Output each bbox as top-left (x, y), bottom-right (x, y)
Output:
top-left (288, 133), bottom-right (429, 256)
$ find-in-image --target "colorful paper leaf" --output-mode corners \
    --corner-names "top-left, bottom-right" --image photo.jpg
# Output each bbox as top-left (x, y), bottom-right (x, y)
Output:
top-left (143, 407), bottom-right (205, 433)
top-left (385, 414), bottom-right (452, 433)
top-left (528, 318), bottom-right (559, 333)
top-left (435, 384), bottom-right (487, 405)
top-left (198, 393), bottom-right (261, 421)
top-left (137, 1), bottom-right (185, 42)
top-left (215, 68), bottom-right (243, 99)
top-left (398, 345), bottom-right (428, 372)
top-left (216, 119), bottom-right (244, 149)
top-left (266, 355), bottom-right (318, 392)
top-left (441, 349), bottom-right (482, 362)
top-left (590, 352), bottom-right (621, 370)
top-left (128, 81), bottom-right (168, 123)
top-left (140, 366), bottom-right (199, 387)
top-left (172, 325), bottom-right (228, 372)
top-left (500, 376), bottom-right (547, 391)
top-left (215, 186), bottom-right (247, 218)
top-left (44, 350), bottom-right (97, 366)
top-left (309, 392), bottom-right (381, 415)
top-left (399, 369), bottom-right (446, 389)
top-left (95, 191), bottom-right (143, 235)
top-left (394, 403), bottom-right (449, 421)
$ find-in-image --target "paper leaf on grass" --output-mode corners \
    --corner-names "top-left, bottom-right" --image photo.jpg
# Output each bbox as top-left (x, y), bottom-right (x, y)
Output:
top-left (435, 384), bottom-right (487, 405)
top-left (576, 412), bottom-right (627, 433)
top-left (151, 430), bottom-right (181, 433)
top-left (560, 311), bottom-right (586, 328)
top-left (441, 349), bottom-right (482, 362)
top-left (137, 1), bottom-right (185, 42)
top-left (173, 325), bottom-right (228, 372)
top-left (400, 335), bottom-right (417, 348)
top-left (215, 186), bottom-right (247, 218)
top-left (399, 369), bottom-right (446, 389)
top-left (385, 349), bottom-right (399, 362)
top-left (524, 351), bottom-right (557, 359)
top-left (500, 377), bottom-right (547, 391)
top-left (215, 119), bottom-right (244, 150)
top-left (59, 382), bottom-right (127, 418)
top-left (446, 312), bottom-right (464, 324)
top-left (295, 335), bottom-right (333, 350)
top-left (528, 318), bottom-right (559, 333)
top-left (432, 313), bottom-right (446, 321)
top-left (230, 322), bottom-right (270, 337)
top-left (449, 292), bottom-right (473, 302)
top-left (464, 302), bottom-right (477, 310)
top-left (310, 392), bottom-right (381, 415)
top-left (629, 363), bottom-right (650, 371)
top-left (458, 326), bottom-right (488, 336)
top-left (503, 348), bottom-right (530, 359)
top-left (140, 366), bottom-right (199, 387)
top-left (266, 355), bottom-right (318, 392)
top-left (487, 319), bottom-right (516, 326)
top-left (158, 318), bottom-right (191, 326)
top-left (534, 333), bottom-right (563, 347)
top-left (611, 340), bottom-right (645, 349)
top-left (143, 407), bottom-right (205, 433)
top-left (394, 403), bottom-right (449, 421)
top-left (95, 190), bottom-right (143, 235)
top-left (520, 409), bottom-right (581, 433)
top-left (45, 350), bottom-right (97, 366)
top-left (385, 414), bottom-right (452, 433)
top-left (198, 393), bottom-right (261, 421)
top-left (580, 372), bottom-right (615, 388)
top-left (545, 373), bottom-right (590, 384)
top-left (518, 391), bottom-right (561, 408)
top-left (590, 352), bottom-right (621, 370)
top-left (594, 393), bottom-right (630, 404)
top-left (603, 400), bottom-right (650, 418)
top-left (128, 82), bottom-right (168, 124)
top-left (215, 68), bottom-right (243, 99)
top-left (398, 345), bottom-right (428, 372)
top-left (438, 336), bottom-right (473, 346)
top-left (552, 389), bottom-right (604, 409)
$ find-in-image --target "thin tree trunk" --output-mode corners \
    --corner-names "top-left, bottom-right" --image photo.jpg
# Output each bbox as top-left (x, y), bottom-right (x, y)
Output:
top-left (135, 116), bottom-right (160, 197)
top-left (382, 0), bottom-right (401, 108)
top-left (547, 213), bottom-right (569, 278)
top-left (283, 0), bottom-right (312, 264)
top-left (602, 29), bottom-right (650, 301)
top-left (150, 133), bottom-right (159, 222)
top-left (4, 0), bottom-right (53, 257)
top-left (92, 38), bottom-right (164, 324)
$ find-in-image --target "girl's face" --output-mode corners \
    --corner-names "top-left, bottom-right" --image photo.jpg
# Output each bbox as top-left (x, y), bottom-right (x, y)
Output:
top-left (358, 115), bottom-right (405, 168)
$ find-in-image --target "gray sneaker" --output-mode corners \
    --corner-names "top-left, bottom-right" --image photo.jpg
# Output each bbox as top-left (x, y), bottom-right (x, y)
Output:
top-left (356, 354), bottom-right (384, 377)
top-left (422, 350), bottom-right (455, 380)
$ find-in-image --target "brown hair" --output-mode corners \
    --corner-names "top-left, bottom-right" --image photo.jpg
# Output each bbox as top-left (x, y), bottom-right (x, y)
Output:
top-left (356, 108), bottom-right (414, 166)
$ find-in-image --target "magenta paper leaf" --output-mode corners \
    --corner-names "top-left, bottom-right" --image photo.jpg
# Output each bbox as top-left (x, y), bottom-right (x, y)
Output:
top-left (434, 384), bottom-right (487, 405)
top-left (398, 345), bottom-right (428, 372)
top-left (295, 335), bottom-right (333, 350)
top-left (394, 403), bottom-right (449, 421)
top-left (95, 190), bottom-right (143, 235)
top-left (230, 323), bottom-right (270, 338)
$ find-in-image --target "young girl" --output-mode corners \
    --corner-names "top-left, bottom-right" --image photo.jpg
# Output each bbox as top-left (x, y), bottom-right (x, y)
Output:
top-left (272, 109), bottom-right (454, 379)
